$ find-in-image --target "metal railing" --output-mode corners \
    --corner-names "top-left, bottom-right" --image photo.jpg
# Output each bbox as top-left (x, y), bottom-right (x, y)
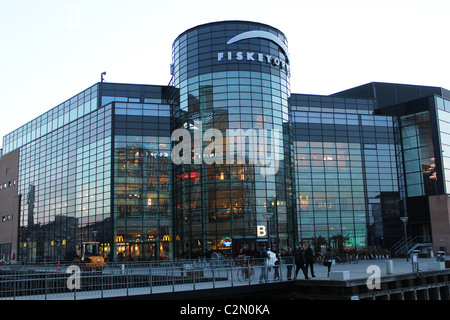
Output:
top-left (389, 236), bottom-right (433, 255)
top-left (0, 256), bottom-right (295, 300)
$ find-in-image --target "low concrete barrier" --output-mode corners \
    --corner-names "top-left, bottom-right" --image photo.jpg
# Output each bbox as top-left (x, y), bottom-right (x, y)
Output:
top-left (329, 271), bottom-right (350, 280)
top-left (428, 262), bottom-right (445, 270)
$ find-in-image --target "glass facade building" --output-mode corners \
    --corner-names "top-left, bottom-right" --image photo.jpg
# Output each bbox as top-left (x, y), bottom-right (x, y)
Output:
top-left (292, 94), bottom-right (400, 249)
top-left (169, 21), bottom-right (296, 257)
top-left (5, 83), bottom-right (173, 262)
top-left (2, 21), bottom-right (450, 263)
top-left (112, 89), bottom-right (172, 261)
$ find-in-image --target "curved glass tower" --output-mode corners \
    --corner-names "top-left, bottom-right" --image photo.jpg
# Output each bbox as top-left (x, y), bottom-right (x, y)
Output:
top-left (170, 21), bottom-right (296, 257)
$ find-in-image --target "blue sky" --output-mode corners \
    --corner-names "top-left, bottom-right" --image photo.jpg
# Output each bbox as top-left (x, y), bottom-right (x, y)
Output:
top-left (1, 0), bottom-right (449, 149)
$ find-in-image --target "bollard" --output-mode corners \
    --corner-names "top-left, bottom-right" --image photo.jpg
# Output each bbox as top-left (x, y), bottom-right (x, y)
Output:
top-left (386, 260), bottom-right (394, 275)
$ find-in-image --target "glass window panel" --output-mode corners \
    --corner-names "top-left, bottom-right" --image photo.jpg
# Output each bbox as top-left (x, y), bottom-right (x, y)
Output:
top-left (407, 184), bottom-right (423, 197)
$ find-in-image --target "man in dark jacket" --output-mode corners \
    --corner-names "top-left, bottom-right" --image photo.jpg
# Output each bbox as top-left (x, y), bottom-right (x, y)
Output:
top-left (256, 243), bottom-right (269, 283)
top-left (304, 244), bottom-right (316, 278)
top-left (282, 247), bottom-right (294, 280)
top-left (294, 247), bottom-right (308, 279)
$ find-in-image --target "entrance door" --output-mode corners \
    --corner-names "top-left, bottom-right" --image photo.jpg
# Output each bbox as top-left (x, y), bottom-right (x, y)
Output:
top-left (129, 243), bottom-right (140, 261)
top-left (129, 242), bottom-right (157, 261)
top-left (143, 242), bottom-right (156, 260)
top-left (116, 242), bottom-right (158, 261)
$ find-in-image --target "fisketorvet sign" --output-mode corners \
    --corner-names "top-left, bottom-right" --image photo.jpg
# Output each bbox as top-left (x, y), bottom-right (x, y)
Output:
top-left (217, 30), bottom-right (290, 75)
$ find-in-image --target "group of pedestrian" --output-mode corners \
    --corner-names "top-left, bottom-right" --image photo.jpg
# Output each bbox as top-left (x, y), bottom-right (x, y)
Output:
top-left (287, 245), bottom-right (335, 279)
top-left (256, 243), bottom-right (335, 282)
top-left (293, 244), bottom-right (315, 279)
top-left (255, 243), bottom-right (281, 283)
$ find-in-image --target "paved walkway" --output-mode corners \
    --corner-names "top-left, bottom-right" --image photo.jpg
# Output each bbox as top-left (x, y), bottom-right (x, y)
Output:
top-left (290, 257), bottom-right (445, 281)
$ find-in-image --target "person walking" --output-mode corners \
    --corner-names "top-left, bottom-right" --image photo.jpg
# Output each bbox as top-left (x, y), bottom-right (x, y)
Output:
top-left (294, 246), bottom-right (308, 279)
top-left (282, 247), bottom-right (294, 280)
top-left (324, 248), bottom-right (334, 277)
top-left (273, 250), bottom-right (281, 281)
top-left (256, 243), bottom-right (269, 283)
top-left (266, 247), bottom-right (276, 276)
top-left (304, 244), bottom-right (316, 278)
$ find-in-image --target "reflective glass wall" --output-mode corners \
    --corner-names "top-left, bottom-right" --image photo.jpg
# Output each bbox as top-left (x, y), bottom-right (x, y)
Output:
top-left (436, 96), bottom-right (450, 193)
top-left (170, 21), bottom-right (296, 257)
top-left (399, 111), bottom-right (437, 197)
top-left (378, 95), bottom-right (443, 242)
top-left (113, 102), bottom-right (172, 261)
top-left (11, 82), bottom-right (173, 263)
top-left (18, 103), bottom-right (112, 262)
top-left (292, 94), bottom-right (400, 249)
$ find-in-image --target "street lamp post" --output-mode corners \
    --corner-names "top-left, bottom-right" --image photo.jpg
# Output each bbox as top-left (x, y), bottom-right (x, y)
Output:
top-left (263, 212), bottom-right (274, 250)
top-left (400, 217), bottom-right (409, 262)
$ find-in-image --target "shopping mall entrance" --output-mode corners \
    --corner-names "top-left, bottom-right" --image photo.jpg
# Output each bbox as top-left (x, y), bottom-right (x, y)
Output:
top-left (116, 242), bottom-right (157, 261)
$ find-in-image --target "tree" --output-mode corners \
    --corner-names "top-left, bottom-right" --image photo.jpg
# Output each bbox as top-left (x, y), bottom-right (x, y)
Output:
top-left (331, 234), bottom-right (349, 257)
top-left (312, 235), bottom-right (328, 254)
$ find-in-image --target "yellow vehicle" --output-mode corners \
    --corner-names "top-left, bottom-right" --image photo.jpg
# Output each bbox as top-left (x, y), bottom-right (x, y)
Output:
top-left (74, 242), bottom-right (106, 270)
